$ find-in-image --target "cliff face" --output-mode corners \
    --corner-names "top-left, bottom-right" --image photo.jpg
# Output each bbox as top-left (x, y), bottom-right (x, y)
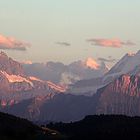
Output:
top-left (0, 71), bottom-right (10, 92)
top-left (0, 51), bottom-right (24, 75)
top-left (0, 52), bottom-right (66, 109)
top-left (97, 74), bottom-right (140, 116)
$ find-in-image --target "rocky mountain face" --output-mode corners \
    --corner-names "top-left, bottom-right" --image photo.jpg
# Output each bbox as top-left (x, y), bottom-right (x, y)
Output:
top-left (2, 93), bottom-right (100, 122)
top-left (96, 74), bottom-right (140, 116)
top-left (0, 52), bottom-right (66, 107)
top-left (2, 50), bottom-right (140, 123)
top-left (0, 51), bottom-right (24, 75)
top-left (3, 73), bottom-right (140, 122)
top-left (69, 51), bottom-right (140, 95)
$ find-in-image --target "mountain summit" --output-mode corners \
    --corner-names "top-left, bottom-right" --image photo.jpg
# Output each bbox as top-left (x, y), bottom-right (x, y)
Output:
top-left (0, 51), bottom-right (24, 75)
top-left (0, 52), bottom-right (66, 107)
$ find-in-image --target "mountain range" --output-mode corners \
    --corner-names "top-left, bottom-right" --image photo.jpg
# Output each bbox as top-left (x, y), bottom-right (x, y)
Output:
top-left (1, 51), bottom-right (140, 122)
top-left (69, 51), bottom-right (140, 95)
top-left (0, 51), bottom-right (65, 107)
top-left (22, 57), bottom-right (108, 86)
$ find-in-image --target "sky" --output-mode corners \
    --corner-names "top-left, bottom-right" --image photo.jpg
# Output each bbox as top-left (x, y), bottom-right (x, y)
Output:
top-left (0, 0), bottom-right (140, 65)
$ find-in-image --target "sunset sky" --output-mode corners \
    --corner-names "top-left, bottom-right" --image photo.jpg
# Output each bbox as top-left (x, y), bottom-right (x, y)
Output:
top-left (0, 0), bottom-right (140, 64)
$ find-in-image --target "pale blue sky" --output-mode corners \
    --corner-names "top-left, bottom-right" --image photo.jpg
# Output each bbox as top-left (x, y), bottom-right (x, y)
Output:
top-left (0, 0), bottom-right (140, 64)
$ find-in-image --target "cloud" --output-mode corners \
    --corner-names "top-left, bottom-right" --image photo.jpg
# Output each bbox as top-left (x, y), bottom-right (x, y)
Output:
top-left (0, 34), bottom-right (30, 51)
top-left (86, 57), bottom-right (100, 69)
top-left (98, 57), bottom-right (116, 63)
top-left (87, 38), bottom-right (136, 48)
top-left (60, 72), bottom-right (81, 85)
top-left (21, 60), bottom-right (32, 64)
top-left (56, 42), bottom-right (71, 46)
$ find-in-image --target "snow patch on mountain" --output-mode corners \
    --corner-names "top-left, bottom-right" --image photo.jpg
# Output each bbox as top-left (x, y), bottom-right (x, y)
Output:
top-left (1, 71), bottom-right (34, 87)
top-left (47, 81), bottom-right (66, 93)
top-left (29, 76), bottom-right (43, 82)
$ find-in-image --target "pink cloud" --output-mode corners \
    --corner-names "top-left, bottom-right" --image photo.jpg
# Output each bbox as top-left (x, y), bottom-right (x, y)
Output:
top-left (86, 57), bottom-right (100, 70)
top-left (21, 60), bottom-right (32, 64)
top-left (87, 38), bottom-right (136, 48)
top-left (0, 34), bottom-right (30, 51)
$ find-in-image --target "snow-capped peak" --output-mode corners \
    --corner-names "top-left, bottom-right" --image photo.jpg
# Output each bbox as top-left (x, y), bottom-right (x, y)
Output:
top-left (103, 50), bottom-right (140, 83)
top-left (106, 52), bottom-right (134, 76)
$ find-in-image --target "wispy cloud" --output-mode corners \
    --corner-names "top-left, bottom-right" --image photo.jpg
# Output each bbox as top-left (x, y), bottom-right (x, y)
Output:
top-left (87, 38), bottom-right (136, 48)
top-left (56, 42), bottom-right (71, 46)
top-left (21, 60), bottom-right (32, 64)
top-left (98, 57), bottom-right (116, 63)
top-left (0, 34), bottom-right (30, 51)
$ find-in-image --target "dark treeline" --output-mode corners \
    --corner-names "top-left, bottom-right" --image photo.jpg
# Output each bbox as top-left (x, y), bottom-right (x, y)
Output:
top-left (47, 115), bottom-right (140, 139)
top-left (2, 112), bottom-right (140, 140)
top-left (0, 112), bottom-right (50, 140)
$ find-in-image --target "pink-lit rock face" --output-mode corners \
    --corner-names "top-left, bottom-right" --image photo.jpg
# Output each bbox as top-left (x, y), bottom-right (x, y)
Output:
top-left (0, 99), bottom-right (16, 107)
top-left (8, 99), bottom-right (15, 106)
top-left (0, 52), bottom-right (67, 109)
top-left (0, 66), bottom-right (66, 93)
top-left (0, 51), bottom-right (24, 75)
top-left (1, 100), bottom-right (7, 107)
top-left (86, 58), bottom-right (100, 70)
top-left (97, 74), bottom-right (140, 115)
